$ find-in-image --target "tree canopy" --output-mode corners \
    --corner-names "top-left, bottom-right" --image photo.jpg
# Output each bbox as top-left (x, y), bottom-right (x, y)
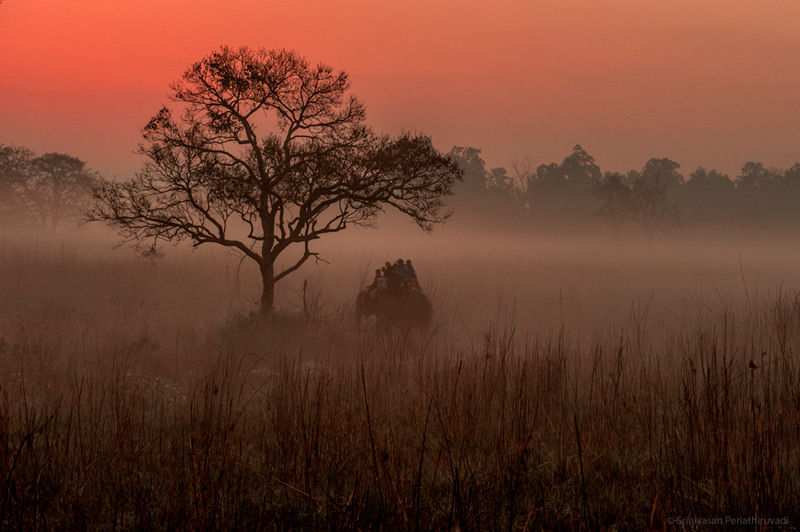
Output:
top-left (89, 47), bottom-right (462, 313)
top-left (0, 145), bottom-right (97, 232)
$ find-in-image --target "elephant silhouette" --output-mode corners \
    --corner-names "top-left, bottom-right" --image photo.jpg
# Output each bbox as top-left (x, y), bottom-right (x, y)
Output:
top-left (355, 289), bottom-right (432, 330)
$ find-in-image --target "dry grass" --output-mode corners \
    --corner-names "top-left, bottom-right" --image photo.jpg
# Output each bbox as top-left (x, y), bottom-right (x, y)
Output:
top-left (2, 228), bottom-right (800, 530)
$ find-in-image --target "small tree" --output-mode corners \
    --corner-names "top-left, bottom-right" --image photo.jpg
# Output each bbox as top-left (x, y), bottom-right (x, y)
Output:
top-left (629, 170), bottom-right (680, 242)
top-left (27, 153), bottom-right (98, 232)
top-left (590, 171), bottom-right (633, 239)
top-left (88, 47), bottom-right (462, 314)
top-left (510, 155), bottom-right (535, 206)
top-left (0, 146), bottom-right (97, 232)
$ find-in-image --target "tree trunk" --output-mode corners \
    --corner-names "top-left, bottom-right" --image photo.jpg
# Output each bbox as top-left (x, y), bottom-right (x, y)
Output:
top-left (260, 210), bottom-right (276, 315)
top-left (260, 261), bottom-right (275, 315)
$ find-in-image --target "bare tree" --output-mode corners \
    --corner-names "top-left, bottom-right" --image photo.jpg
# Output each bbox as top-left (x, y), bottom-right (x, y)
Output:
top-left (510, 155), bottom-right (535, 205)
top-left (88, 47), bottom-right (462, 314)
top-left (629, 170), bottom-right (680, 241)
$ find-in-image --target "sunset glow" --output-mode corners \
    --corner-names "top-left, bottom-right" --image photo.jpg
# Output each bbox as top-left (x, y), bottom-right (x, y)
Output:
top-left (1, 0), bottom-right (798, 178)
top-left (5, 2), bottom-right (800, 526)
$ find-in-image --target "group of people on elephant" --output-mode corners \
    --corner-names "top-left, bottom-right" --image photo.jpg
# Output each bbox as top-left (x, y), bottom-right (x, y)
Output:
top-left (357, 258), bottom-right (432, 330)
top-left (365, 258), bottom-right (422, 298)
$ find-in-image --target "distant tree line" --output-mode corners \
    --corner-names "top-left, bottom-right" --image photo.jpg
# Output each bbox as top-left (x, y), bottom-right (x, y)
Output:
top-left (448, 145), bottom-right (800, 238)
top-left (0, 144), bottom-right (99, 233)
top-left (4, 137), bottom-right (797, 241)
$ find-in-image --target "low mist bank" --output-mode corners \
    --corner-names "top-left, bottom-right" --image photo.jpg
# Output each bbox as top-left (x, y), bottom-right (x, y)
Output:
top-left (3, 221), bottom-right (800, 346)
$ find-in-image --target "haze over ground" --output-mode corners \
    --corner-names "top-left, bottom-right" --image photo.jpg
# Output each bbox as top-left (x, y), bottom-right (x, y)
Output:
top-left (5, 3), bottom-right (800, 525)
top-left (1, 0), bottom-right (798, 180)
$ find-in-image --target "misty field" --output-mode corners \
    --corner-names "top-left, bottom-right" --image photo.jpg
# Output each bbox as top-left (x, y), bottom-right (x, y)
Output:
top-left (3, 226), bottom-right (800, 530)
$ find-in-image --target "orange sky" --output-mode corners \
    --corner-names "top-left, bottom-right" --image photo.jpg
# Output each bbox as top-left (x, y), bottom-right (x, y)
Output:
top-left (1, 0), bottom-right (798, 179)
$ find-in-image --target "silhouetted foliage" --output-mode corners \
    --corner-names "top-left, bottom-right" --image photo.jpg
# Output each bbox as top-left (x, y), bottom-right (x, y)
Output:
top-left (0, 145), bottom-right (97, 232)
top-left (629, 170), bottom-right (680, 241)
top-left (682, 167), bottom-right (734, 223)
top-left (591, 171), bottom-right (633, 238)
top-left (89, 47), bottom-right (462, 314)
top-left (531, 162), bottom-right (566, 195)
top-left (736, 162), bottom-right (779, 190)
top-left (524, 145), bottom-right (598, 225)
top-left (448, 146), bottom-right (488, 209)
top-left (485, 167), bottom-right (516, 203)
top-left (685, 167), bottom-right (733, 194)
top-left (441, 141), bottom-right (800, 235)
top-left (732, 162), bottom-right (784, 227)
top-left (529, 145), bottom-right (600, 195)
top-left (447, 147), bottom-right (523, 221)
top-left (0, 145), bottom-right (32, 220)
top-left (785, 163), bottom-right (800, 187)
top-left (561, 144), bottom-right (602, 188)
top-left (642, 158), bottom-right (683, 189)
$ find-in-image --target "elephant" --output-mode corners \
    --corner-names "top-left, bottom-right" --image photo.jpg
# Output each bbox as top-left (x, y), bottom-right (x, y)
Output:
top-left (355, 289), bottom-right (433, 330)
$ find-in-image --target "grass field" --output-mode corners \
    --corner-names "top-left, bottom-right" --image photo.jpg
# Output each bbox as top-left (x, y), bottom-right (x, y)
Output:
top-left (2, 225), bottom-right (800, 530)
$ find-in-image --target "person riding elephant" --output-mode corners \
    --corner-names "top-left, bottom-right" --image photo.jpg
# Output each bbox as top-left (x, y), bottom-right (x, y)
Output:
top-left (365, 268), bottom-right (383, 299)
top-left (395, 259), bottom-right (409, 281)
top-left (405, 260), bottom-right (417, 281)
top-left (385, 261), bottom-right (401, 293)
top-left (392, 259), bottom-right (411, 293)
top-left (405, 259), bottom-right (421, 291)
